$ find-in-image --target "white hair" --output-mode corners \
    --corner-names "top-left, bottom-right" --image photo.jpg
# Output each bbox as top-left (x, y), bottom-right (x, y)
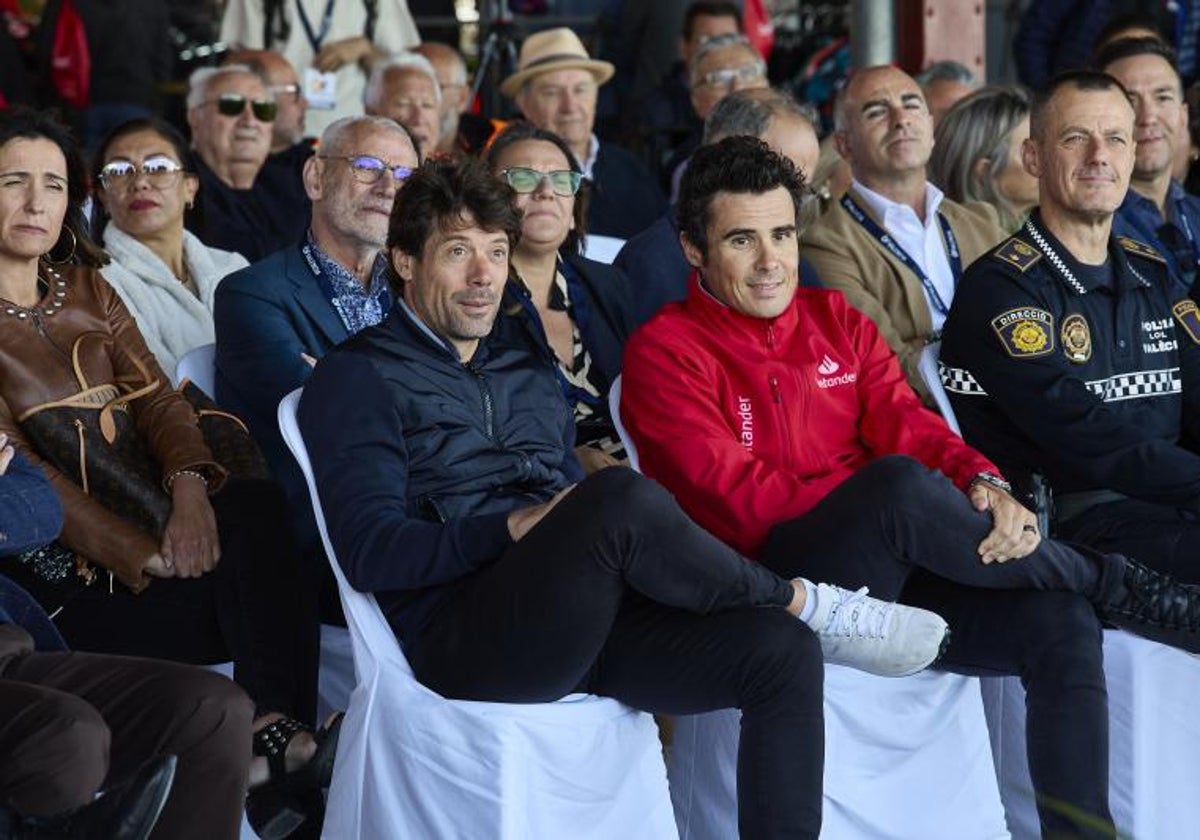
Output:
top-left (320, 115), bottom-right (420, 160)
top-left (186, 64), bottom-right (266, 109)
top-left (364, 52), bottom-right (443, 110)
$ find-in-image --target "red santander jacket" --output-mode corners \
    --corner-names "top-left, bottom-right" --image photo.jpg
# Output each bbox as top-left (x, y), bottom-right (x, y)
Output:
top-left (621, 275), bottom-right (996, 559)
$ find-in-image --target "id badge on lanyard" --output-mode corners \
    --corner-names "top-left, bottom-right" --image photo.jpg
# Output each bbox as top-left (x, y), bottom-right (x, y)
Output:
top-left (298, 0), bottom-right (339, 109)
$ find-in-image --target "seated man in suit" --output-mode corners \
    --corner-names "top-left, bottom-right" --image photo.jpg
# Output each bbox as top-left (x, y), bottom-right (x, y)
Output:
top-left (214, 114), bottom-right (418, 580)
top-left (801, 65), bottom-right (1006, 411)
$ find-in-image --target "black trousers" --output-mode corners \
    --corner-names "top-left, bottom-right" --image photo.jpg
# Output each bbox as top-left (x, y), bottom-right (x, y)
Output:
top-left (762, 456), bottom-right (1113, 838)
top-left (407, 467), bottom-right (826, 840)
top-left (53, 479), bottom-right (321, 723)
top-left (0, 624), bottom-right (253, 840)
top-left (1057, 496), bottom-right (1200, 584)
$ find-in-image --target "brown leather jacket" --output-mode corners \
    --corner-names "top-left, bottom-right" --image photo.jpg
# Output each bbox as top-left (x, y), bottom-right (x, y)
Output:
top-left (0, 266), bottom-right (225, 590)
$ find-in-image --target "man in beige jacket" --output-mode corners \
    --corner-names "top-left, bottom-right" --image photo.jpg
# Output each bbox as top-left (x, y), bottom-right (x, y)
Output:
top-left (802, 65), bottom-right (1006, 412)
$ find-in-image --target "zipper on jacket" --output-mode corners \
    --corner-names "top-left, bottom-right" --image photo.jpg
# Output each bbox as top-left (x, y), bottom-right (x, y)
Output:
top-left (765, 324), bottom-right (777, 350)
top-left (28, 311), bottom-right (73, 367)
top-left (465, 362), bottom-right (496, 440)
top-left (769, 375), bottom-right (782, 404)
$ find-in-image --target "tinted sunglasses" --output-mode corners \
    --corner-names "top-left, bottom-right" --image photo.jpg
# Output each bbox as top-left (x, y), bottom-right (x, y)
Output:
top-left (502, 167), bottom-right (582, 197)
top-left (99, 155), bottom-right (186, 189)
top-left (206, 93), bottom-right (278, 122)
top-left (320, 154), bottom-right (413, 185)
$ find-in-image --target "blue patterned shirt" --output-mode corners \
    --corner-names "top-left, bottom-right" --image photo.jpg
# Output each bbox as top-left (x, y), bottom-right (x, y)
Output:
top-left (304, 231), bottom-right (392, 334)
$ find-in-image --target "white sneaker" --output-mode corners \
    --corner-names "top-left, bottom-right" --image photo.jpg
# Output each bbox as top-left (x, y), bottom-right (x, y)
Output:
top-left (806, 583), bottom-right (949, 677)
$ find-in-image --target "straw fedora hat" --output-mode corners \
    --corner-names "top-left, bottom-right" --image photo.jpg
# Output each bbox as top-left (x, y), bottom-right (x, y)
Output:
top-left (499, 28), bottom-right (615, 99)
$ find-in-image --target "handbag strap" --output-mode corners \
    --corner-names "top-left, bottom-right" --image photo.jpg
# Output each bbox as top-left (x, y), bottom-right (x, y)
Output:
top-left (69, 332), bottom-right (163, 444)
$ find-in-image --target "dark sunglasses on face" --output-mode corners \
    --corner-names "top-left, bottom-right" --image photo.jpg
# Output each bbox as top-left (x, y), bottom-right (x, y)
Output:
top-left (501, 167), bottom-right (582, 197)
top-left (320, 154), bottom-right (413, 185)
top-left (206, 93), bottom-right (278, 122)
top-left (99, 155), bottom-right (186, 189)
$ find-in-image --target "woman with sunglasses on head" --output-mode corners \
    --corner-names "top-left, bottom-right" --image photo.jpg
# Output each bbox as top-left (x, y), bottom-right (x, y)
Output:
top-left (486, 122), bottom-right (638, 474)
top-left (93, 118), bottom-right (249, 378)
top-left (0, 107), bottom-right (330, 839)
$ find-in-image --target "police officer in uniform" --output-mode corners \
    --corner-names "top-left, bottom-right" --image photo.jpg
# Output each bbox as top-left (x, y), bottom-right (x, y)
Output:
top-left (941, 68), bottom-right (1200, 585)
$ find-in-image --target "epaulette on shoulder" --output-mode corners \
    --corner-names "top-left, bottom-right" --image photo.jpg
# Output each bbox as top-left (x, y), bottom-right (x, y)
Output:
top-left (991, 237), bottom-right (1043, 272)
top-left (1116, 235), bottom-right (1167, 263)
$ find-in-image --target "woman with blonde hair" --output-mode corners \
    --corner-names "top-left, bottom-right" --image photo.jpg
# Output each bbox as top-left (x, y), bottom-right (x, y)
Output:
top-left (929, 86), bottom-right (1038, 232)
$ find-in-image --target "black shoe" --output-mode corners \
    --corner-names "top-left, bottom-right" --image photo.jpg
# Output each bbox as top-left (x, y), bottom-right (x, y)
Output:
top-left (18, 754), bottom-right (176, 840)
top-left (1099, 558), bottom-right (1200, 653)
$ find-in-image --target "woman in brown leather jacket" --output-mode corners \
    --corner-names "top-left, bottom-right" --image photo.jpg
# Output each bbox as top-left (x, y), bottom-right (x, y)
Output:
top-left (0, 107), bottom-right (331, 838)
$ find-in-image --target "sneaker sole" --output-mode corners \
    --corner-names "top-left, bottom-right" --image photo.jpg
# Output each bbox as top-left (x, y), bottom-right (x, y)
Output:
top-left (886, 625), bottom-right (952, 679)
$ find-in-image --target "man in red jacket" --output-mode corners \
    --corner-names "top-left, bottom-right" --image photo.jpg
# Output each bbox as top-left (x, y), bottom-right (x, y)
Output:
top-left (621, 134), bottom-right (1200, 839)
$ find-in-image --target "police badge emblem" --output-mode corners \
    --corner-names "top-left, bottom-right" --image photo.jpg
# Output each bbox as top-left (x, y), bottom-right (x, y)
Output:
top-left (991, 307), bottom-right (1055, 358)
top-left (1173, 299), bottom-right (1200, 344)
top-left (1060, 313), bottom-right (1092, 363)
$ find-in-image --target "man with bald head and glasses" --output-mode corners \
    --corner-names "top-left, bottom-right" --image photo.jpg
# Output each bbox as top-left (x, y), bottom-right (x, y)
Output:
top-left (215, 115), bottom-right (419, 594)
top-left (184, 64), bottom-right (310, 262)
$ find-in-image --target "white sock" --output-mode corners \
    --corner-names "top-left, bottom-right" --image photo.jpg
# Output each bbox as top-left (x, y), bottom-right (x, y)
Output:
top-left (796, 578), bottom-right (818, 625)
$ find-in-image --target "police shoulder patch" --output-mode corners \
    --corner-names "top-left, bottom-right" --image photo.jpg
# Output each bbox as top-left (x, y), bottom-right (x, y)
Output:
top-left (1172, 299), bottom-right (1200, 344)
top-left (992, 237), bottom-right (1043, 272)
top-left (990, 307), bottom-right (1055, 358)
top-left (1117, 236), bottom-right (1167, 264)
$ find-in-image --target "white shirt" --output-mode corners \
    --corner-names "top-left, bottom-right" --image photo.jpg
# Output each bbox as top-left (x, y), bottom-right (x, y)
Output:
top-left (580, 133), bottom-right (601, 180)
top-left (850, 179), bottom-right (961, 432)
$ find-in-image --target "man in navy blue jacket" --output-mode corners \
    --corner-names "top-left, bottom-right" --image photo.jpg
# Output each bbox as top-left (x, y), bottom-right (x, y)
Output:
top-left (297, 154), bottom-right (958, 840)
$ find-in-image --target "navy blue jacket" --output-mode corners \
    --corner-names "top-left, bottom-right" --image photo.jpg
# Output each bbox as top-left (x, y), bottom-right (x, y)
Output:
top-left (941, 213), bottom-right (1200, 507)
top-left (1, 450), bottom-right (66, 650)
top-left (297, 304), bottom-right (584, 641)
top-left (187, 159), bottom-right (311, 263)
top-left (587, 142), bottom-right (668, 240)
top-left (615, 211), bottom-right (825, 327)
top-left (1112, 182), bottom-right (1200, 296)
top-left (214, 243), bottom-right (352, 546)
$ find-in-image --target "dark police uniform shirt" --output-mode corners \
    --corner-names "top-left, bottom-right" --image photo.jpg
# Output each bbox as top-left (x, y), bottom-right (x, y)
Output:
top-left (939, 210), bottom-right (1200, 507)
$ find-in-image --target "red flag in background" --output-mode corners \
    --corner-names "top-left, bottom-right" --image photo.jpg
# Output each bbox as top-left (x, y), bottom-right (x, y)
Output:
top-left (744, 0), bottom-right (775, 61)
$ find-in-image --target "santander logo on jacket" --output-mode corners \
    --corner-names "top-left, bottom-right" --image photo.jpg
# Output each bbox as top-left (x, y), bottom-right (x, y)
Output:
top-left (622, 274), bottom-right (994, 558)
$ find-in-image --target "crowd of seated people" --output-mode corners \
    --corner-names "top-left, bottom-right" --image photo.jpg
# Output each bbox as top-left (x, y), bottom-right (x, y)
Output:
top-left (8, 3), bottom-right (1200, 838)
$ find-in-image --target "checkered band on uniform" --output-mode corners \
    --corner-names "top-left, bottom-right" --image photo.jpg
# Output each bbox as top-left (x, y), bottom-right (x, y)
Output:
top-left (938, 362), bottom-right (988, 396)
top-left (1084, 368), bottom-right (1181, 402)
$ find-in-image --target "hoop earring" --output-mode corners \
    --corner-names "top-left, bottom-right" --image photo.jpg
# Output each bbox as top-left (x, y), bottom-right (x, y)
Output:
top-left (44, 227), bottom-right (77, 266)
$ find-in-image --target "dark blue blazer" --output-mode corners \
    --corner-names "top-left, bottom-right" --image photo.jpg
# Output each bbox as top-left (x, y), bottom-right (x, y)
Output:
top-left (587, 142), bottom-right (668, 240)
top-left (214, 244), bottom-right (351, 542)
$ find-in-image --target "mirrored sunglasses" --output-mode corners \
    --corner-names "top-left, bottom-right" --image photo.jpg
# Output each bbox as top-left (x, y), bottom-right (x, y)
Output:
top-left (321, 155), bottom-right (413, 185)
top-left (208, 93), bottom-right (278, 122)
top-left (502, 167), bottom-right (582, 197)
top-left (99, 155), bottom-right (186, 189)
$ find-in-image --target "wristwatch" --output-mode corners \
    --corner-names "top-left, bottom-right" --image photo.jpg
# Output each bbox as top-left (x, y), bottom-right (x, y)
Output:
top-left (970, 471), bottom-right (1013, 495)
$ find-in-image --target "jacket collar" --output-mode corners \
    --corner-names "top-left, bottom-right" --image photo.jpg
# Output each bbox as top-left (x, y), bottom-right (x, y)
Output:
top-left (684, 269), bottom-right (802, 345)
top-left (285, 243), bottom-right (351, 345)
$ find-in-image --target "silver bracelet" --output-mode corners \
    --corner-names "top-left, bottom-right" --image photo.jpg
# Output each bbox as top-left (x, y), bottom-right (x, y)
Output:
top-left (970, 471), bottom-right (1012, 495)
top-left (167, 468), bottom-right (209, 491)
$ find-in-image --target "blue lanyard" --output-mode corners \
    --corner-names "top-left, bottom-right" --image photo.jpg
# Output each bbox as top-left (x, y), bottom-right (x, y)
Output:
top-left (840, 194), bottom-right (962, 317)
top-left (295, 0), bottom-right (337, 53)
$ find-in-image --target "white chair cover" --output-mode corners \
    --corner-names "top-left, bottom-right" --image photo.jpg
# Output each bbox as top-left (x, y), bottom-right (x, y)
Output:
top-left (669, 668), bottom-right (1009, 840)
top-left (174, 342), bottom-right (216, 395)
top-left (277, 389), bottom-right (678, 840)
top-left (982, 629), bottom-right (1200, 839)
top-left (610, 374), bottom-right (1008, 839)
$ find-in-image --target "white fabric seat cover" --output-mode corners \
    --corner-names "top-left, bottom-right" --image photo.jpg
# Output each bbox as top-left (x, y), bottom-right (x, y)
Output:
top-left (983, 629), bottom-right (1200, 839)
top-left (277, 389), bottom-right (678, 839)
top-left (669, 667), bottom-right (1009, 840)
top-left (174, 342), bottom-right (216, 396)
